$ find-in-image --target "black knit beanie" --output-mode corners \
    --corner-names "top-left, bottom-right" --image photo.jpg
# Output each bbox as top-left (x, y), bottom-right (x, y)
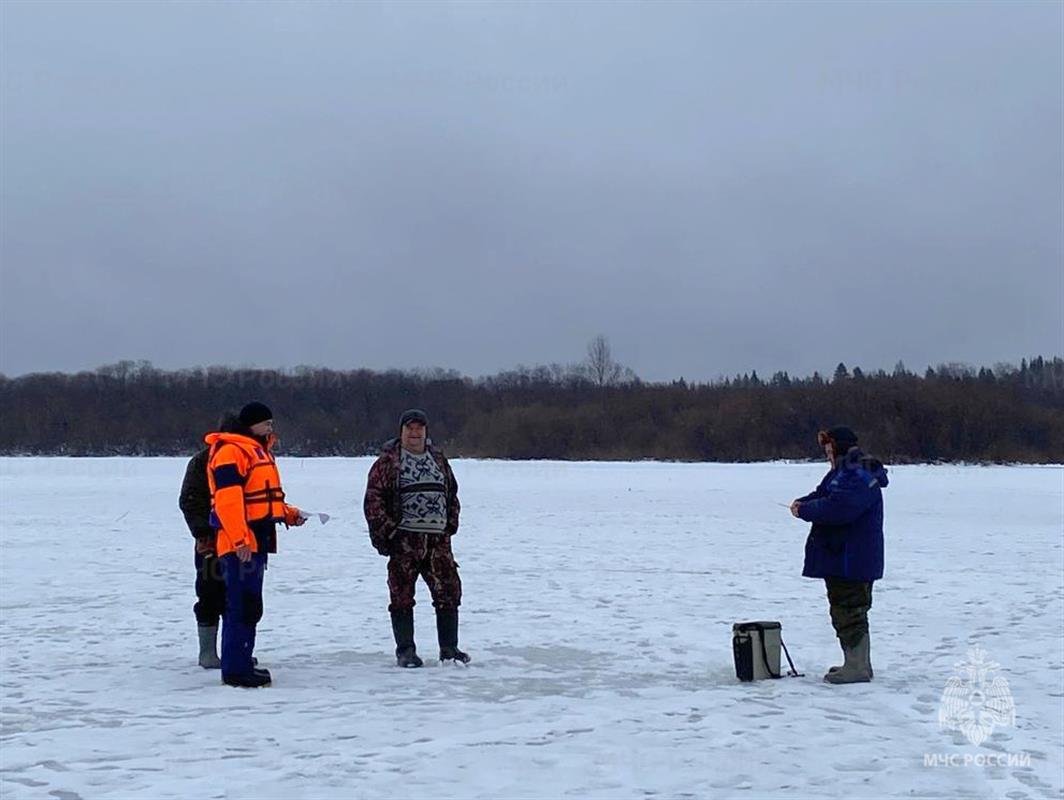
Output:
top-left (239, 401), bottom-right (273, 427)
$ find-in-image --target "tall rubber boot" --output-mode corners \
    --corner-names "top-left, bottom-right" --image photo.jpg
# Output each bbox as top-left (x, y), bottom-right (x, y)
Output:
top-left (197, 624), bottom-right (222, 669)
top-left (436, 607), bottom-right (471, 664)
top-left (823, 635), bottom-right (872, 684)
top-left (828, 638), bottom-right (873, 678)
top-left (390, 609), bottom-right (423, 668)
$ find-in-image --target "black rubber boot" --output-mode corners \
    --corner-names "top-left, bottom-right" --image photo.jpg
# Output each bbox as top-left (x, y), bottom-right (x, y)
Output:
top-left (391, 609), bottom-right (423, 668)
top-left (223, 670), bottom-right (271, 688)
top-left (436, 607), bottom-right (471, 664)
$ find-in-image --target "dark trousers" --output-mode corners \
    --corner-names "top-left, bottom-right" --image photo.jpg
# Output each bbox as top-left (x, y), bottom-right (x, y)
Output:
top-left (825, 578), bottom-right (873, 648)
top-left (387, 533), bottom-right (462, 612)
top-left (221, 553), bottom-right (266, 677)
top-left (194, 552), bottom-right (226, 627)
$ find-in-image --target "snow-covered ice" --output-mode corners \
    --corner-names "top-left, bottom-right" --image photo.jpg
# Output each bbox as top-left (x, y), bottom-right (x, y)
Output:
top-left (1, 457), bottom-right (1062, 799)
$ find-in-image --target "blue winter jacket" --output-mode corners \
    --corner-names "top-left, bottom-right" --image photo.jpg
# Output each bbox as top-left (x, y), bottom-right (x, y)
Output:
top-left (797, 448), bottom-right (888, 582)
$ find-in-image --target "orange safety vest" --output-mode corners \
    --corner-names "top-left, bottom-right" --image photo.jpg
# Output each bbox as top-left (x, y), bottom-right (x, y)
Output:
top-left (205, 432), bottom-right (300, 556)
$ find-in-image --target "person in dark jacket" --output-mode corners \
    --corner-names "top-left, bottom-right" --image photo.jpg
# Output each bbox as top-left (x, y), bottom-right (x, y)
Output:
top-left (790, 426), bottom-right (888, 684)
top-left (363, 409), bottom-right (468, 668)
top-left (178, 417), bottom-right (231, 669)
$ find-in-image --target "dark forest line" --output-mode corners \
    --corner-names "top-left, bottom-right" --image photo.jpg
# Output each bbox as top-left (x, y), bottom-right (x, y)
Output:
top-left (1, 356), bottom-right (1062, 463)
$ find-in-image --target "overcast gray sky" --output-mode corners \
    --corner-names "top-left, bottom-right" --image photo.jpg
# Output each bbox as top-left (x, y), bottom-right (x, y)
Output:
top-left (1, 1), bottom-right (1061, 382)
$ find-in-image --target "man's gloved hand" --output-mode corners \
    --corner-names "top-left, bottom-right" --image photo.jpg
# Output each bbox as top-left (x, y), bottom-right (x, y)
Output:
top-left (372, 526), bottom-right (399, 557)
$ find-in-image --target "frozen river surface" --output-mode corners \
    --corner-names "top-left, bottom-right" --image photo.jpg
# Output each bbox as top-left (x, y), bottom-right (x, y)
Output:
top-left (1, 457), bottom-right (1061, 799)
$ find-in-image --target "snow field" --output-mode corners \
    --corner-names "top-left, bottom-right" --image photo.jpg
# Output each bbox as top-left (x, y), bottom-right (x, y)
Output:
top-left (1, 458), bottom-right (1061, 799)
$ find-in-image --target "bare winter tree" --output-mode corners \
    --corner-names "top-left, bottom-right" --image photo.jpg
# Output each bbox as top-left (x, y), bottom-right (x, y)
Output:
top-left (585, 335), bottom-right (632, 387)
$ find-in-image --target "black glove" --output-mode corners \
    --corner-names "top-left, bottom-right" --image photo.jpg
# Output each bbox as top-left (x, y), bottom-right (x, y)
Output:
top-left (371, 526), bottom-right (398, 557)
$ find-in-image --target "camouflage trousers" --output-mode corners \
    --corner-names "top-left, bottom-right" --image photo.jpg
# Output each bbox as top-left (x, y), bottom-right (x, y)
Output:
top-left (825, 578), bottom-right (873, 648)
top-left (386, 532), bottom-right (461, 612)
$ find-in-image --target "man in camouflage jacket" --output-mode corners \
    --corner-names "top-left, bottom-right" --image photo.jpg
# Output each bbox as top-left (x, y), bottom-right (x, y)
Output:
top-left (364, 409), bottom-right (468, 667)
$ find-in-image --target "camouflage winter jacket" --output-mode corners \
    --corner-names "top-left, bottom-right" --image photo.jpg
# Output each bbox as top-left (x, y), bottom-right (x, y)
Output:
top-left (363, 438), bottom-right (460, 556)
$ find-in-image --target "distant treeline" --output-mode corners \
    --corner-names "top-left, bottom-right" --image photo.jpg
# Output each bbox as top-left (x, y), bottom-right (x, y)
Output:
top-left (1, 356), bottom-right (1062, 463)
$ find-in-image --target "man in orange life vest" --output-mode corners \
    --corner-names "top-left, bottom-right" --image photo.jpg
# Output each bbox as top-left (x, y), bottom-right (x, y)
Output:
top-left (206, 401), bottom-right (305, 688)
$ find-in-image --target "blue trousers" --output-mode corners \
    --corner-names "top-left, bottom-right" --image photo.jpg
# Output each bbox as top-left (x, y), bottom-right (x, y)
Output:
top-left (221, 553), bottom-right (266, 677)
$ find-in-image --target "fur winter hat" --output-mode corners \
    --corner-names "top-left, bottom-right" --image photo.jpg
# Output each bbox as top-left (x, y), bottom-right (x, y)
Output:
top-left (818, 426), bottom-right (859, 453)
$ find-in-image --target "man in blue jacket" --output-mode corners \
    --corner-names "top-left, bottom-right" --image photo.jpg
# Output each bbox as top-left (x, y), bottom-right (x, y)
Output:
top-left (791, 426), bottom-right (888, 684)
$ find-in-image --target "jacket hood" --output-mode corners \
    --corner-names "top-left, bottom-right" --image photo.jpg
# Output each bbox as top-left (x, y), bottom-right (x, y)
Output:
top-left (204, 431), bottom-right (275, 451)
top-left (839, 447), bottom-right (889, 488)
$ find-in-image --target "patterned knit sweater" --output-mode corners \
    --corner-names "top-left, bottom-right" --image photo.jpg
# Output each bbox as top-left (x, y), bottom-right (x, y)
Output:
top-left (397, 448), bottom-right (448, 534)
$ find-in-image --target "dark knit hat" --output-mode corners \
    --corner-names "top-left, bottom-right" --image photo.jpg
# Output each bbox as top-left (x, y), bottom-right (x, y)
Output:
top-left (818, 426), bottom-right (859, 452)
top-left (399, 408), bottom-right (429, 429)
top-left (239, 401), bottom-right (273, 427)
